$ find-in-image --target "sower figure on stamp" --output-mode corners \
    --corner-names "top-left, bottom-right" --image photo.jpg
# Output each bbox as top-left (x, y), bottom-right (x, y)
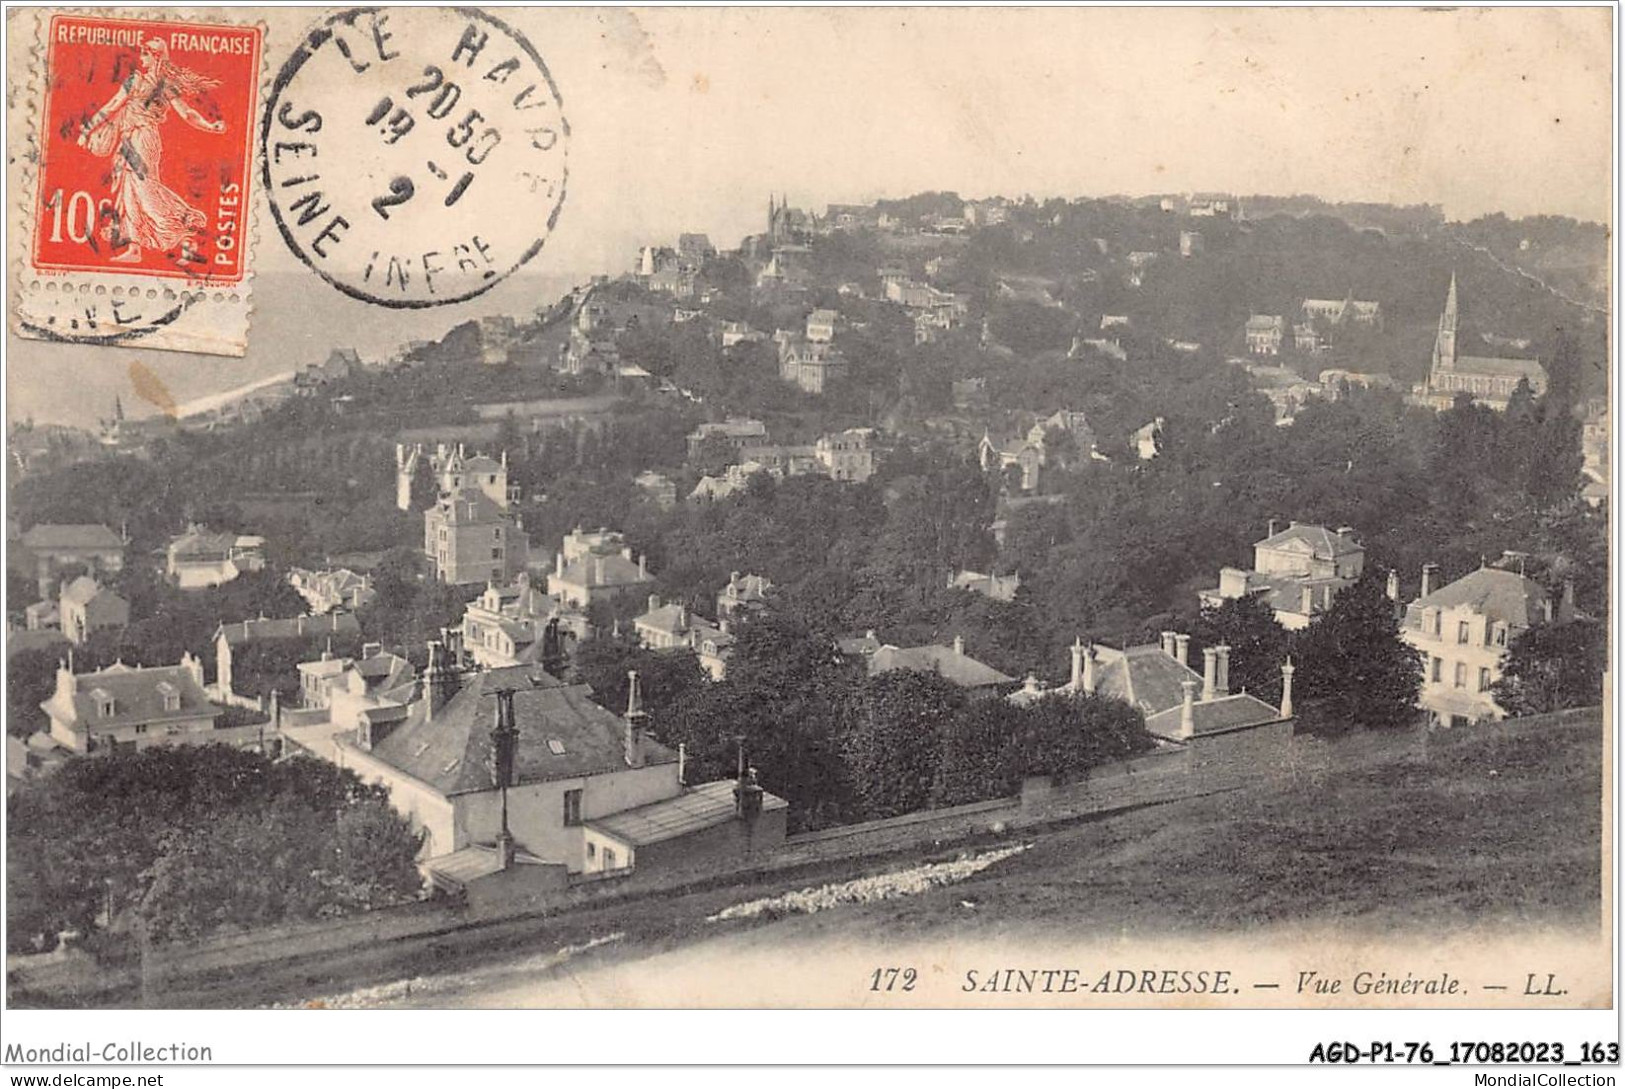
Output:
top-left (76, 37), bottom-right (225, 264)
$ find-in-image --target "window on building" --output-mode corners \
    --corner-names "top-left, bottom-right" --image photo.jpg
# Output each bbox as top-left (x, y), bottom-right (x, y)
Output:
top-left (1478, 667), bottom-right (1491, 692)
top-left (603, 848), bottom-right (617, 869)
top-left (1430, 657), bottom-right (1442, 683)
top-left (494, 527), bottom-right (501, 539)
top-left (1454, 662), bottom-right (1467, 688)
top-left (563, 789), bottom-right (582, 827)
top-left (1494, 624), bottom-right (1508, 647)
top-left (134, 724), bottom-right (148, 734)
top-left (1456, 620), bottom-right (1470, 644)
top-left (587, 842), bottom-right (596, 861)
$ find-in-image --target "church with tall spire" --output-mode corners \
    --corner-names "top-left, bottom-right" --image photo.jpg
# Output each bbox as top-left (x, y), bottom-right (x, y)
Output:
top-left (1412, 272), bottom-right (1548, 411)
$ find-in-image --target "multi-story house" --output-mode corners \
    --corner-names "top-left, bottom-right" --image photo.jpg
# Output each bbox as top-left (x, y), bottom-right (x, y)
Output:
top-left (814, 428), bottom-right (877, 482)
top-left (633, 596), bottom-right (734, 673)
top-left (1200, 522), bottom-right (1365, 630)
top-left (460, 572), bottom-right (585, 669)
top-left (1244, 315), bottom-right (1285, 355)
top-left (1401, 559), bottom-right (1570, 728)
top-left (59, 576), bottom-right (129, 646)
top-left (396, 443), bottom-right (513, 513)
top-left (213, 613), bottom-right (363, 702)
top-left (687, 418), bottom-right (768, 460)
top-left (716, 572), bottom-right (773, 620)
top-left (296, 643), bottom-right (418, 735)
top-left (42, 656), bottom-right (219, 754)
top-left (424, 489), bottom-right (530, 586)
top-left (546, 539), bottom-right (655, 610)
top-left (778, 336), bottom-right (848, 395)
top-left (14, 523), bottom-right (124, 595)
top-left (165, 525), bottom-right (267, 590)
top-left (805, 308), bottom-right (839, 343)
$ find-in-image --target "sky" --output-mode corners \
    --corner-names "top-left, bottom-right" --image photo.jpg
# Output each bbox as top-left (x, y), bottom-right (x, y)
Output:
top-left (6, 5), bottom-right (1613, 428)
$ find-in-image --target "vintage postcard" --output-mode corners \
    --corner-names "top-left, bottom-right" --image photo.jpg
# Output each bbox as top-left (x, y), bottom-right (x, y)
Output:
top-left (1, 3), bottom-right (1615, 1067)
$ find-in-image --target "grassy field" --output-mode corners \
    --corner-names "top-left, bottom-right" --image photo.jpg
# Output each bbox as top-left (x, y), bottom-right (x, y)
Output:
top-left (771, 708), bottom-right (1605, 948)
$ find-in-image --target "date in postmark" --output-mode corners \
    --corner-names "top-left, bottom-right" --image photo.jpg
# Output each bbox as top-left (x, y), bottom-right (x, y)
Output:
top-left (262, 7), bottom-right (569, 308)
top-left (12, 11), bottom-right (264, 355)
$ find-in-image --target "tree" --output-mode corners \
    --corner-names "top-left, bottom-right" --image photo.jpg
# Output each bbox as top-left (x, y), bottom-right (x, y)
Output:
top-left (1490, 618), bottom-right (1606, 716)
top-left (1192, 591), bottom-right (1290, 705)
top-left (6, 747), bottom-right (423, 951)
top-left (689, 432), bottom-right (738, 479)
top-left (840, 670), bottom-right (965, 820)
top-left (1292, 571), bottom-right (1423, 730)
top-left (932, 699), bottom-right (1023, 807)
top-left (408, 451), bottom-right (439, 512)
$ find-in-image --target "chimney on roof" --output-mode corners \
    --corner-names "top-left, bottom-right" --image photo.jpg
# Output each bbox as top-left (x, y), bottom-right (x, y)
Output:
top-left (1386, 569), bottom-right (1400, 602)
top-left (1337, 526), bottom-right (1356, 541)
top-left (1174, 633), bottom-right (1190, 667)
top-left (638, 553), bottom-right (648, 578)
top-left (1069, 637), bottom-right (1086, 689)
top-left (648, 593), bottom-right (661, 615)
top-left (1267, 518), bottom-right (1278, 538)
top-left (953, 635), bottom-right (965, 657)
top-left (1215, 644), bottom-right (1230, 696)
top-left (623, 669), bottom-right (647, 768)
top-left (425, 640), bottom-right (458, 718)
top-left (555, 552), bottom-right (565, 578)
top-left (1179, 679), bottom-right (1197, 738)
top-left (1202, 646), bottom-right (1218, 701)
top-left (1280, 658), bottom-right (1295, 719)
top-left (1420, 563), bottom-right (1438, 599)
top-left (1301, 585), bottom-right (1315, 617)
top-left (1160, 630), bottom-right (1176, 658)
top-left (678, 742), bottom-right (687, 786)
top-left (362, 642), bottom-right (381, 659)
top-left (734, 765), bottom-right (764, 821)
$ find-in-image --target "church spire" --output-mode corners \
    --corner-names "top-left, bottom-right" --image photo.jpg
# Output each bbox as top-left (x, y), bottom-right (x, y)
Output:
top-left (1431, 271), bottom-right (1458, 375)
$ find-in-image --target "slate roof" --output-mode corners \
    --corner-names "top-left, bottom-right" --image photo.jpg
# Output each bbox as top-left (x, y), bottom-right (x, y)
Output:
top-left (61, 576), bottom-right (116, 607)
top-left (42, 661), bottom-right (216, 731)
top-left (1145, 692), bottom-right (1285, 738)
top-left (363, 670), bottom-right (674, 797)
top-left (587, 779), bottom-right (787, 846)
top-left (867, 644), bottom-right (1015, 689)
top-left (1091, 644), bottom-right (1201, 718)
top-left (556, 553), bottom-right (651, 589)
top-left (1453, 355), bottom-right (1549, 381)
top-left (1255, 522), bottom-right (1362, 557)
top-left (435, 489), bottom-right (506, 524)
top-left (1410, 567), bottom-right (1550, 629)
top-left (216, 613), bottom-right (361, 646)
top-left (20, 524), bottom-right (122, 552)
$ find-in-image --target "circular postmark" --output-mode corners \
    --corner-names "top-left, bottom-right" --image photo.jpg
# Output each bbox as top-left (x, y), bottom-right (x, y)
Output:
top-left (15, 280), bottom-right (197, 347)
top-left (261, 7), bottom-right (569, 308)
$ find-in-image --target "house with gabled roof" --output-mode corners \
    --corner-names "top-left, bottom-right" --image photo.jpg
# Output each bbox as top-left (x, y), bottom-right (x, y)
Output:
top-left (165, 525), bottom-right (266, 590)
top-left (41, 655), bottom-right (221, 754)
top-left (14, 523), bottom-right (124, 595)
top-left (1200, 521), bottom-right (1365, 630)
top-left (867, 636), bottom-right (1015, 697)
top-left (59, 576), bottom-right (128, 646)
top-left (1401, 556), bottom-right (1571, 728)
top-left (1011, 633), bottom-right (1294, 764)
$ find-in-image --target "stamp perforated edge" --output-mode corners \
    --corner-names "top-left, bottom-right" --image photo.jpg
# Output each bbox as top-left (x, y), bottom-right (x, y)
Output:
top-left (9, 6), bottom-right (271, 356)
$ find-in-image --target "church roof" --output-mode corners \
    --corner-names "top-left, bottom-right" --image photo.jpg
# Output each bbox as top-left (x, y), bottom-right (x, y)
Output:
top-left (1451, 355), bottom-right (1548, 381)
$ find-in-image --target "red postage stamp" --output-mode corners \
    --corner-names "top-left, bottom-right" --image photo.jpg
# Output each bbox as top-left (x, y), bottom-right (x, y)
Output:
top-left (13, 11), bottom-right (264, 354)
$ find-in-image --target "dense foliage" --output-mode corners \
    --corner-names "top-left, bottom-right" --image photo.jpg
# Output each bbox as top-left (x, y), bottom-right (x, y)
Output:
top-left (6, 746), bottom-right (423, 951)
